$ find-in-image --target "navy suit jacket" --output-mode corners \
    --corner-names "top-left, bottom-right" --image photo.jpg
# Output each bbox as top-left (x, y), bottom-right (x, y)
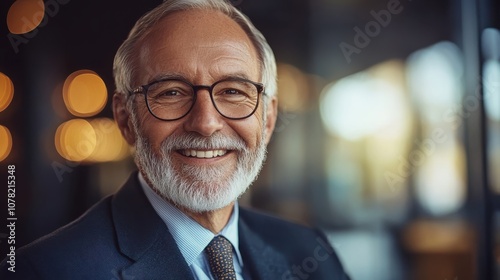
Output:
top-left (0, 173), bottom-right (350, 279)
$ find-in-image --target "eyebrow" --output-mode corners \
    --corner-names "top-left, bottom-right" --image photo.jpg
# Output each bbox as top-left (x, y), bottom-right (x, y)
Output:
top-left (147, 73), bottom-right (187, 84)
top-left (217, 73), bottom-right (254, 81)
top-left (146, 72), bottom-right (256, 85)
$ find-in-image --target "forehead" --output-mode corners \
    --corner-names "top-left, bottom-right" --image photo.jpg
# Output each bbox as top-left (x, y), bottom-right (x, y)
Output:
top-left (136, 9), bottom-right (260, 82)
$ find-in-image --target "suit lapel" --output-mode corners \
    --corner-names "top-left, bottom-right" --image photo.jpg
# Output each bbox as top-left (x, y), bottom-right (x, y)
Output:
top-left (239, 215), bottom-right (289, 280)
top-left (111, 173), bottom-right (194, 280)
top-left (110, 173), bottom-right (291, 279)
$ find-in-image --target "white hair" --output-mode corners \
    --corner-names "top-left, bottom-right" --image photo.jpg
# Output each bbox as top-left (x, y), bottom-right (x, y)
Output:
top-left (113, 0), bottom-right (277, 107)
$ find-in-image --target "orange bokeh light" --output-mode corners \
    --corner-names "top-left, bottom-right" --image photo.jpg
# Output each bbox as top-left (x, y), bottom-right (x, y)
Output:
top-left (87, 118), bottom-right (129, 162)
top-left (7, 0), bottom-right (45, 34)
top-left (63, 70), bottom-right (108, 117)
top-left (0, 73), bottom-right (14, 112)
top-left (55, 119), bottom-right (97, 162)
top-left (0, 126), bottom-right (13, 162)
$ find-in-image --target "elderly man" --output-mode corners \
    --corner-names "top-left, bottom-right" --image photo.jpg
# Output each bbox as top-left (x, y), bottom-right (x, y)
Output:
top-left (1, 0), bottom-right (349, 279)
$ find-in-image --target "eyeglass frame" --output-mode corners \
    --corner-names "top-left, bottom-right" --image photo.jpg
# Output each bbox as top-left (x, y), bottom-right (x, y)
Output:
top-left (130, 77), bottom-right (266, 121)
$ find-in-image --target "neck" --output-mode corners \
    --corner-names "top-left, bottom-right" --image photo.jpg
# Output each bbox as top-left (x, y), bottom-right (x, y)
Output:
top-left (180, 203), bottom-right (235, 234)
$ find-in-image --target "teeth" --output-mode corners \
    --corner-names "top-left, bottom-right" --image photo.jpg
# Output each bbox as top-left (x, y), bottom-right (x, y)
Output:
top-left (182, 149), bottom-right (227, 158)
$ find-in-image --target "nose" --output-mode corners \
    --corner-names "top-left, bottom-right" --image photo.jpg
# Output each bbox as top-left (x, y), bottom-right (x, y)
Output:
top-left (183, 89), bottom-right (224, 136)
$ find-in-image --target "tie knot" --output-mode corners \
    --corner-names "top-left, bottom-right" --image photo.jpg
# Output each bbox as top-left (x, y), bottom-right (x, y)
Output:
top-left (204, 236), bottom-right (237, 280)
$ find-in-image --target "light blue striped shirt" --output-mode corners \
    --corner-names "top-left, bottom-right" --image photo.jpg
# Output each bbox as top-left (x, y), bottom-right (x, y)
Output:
top-left (139, 173), bottom-right (245, 280)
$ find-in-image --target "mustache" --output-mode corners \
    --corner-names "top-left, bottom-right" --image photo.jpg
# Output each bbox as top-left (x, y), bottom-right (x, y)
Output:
top-left (160, 132), bottom-right (247, 152)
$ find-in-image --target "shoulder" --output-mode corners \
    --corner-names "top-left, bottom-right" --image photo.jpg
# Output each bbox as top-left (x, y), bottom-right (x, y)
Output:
top-left (0, 196), bottom-right (126, 278)
top-left (24, 196), bottom-right (114, 252)
top-left (239, 207), bottom-right (325, 242)
top-left (239, 207), bottom-right (351, 280)
top-left (239, 207), bottom-right (335, 258)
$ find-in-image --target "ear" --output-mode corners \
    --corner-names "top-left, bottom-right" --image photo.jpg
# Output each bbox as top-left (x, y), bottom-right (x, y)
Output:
top-left (264, 95), bottom-right (278, 144)
top-left (113, 93), bottom-right (136, 145)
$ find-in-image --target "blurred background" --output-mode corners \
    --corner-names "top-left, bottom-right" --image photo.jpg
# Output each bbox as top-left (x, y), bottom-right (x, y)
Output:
top-left (0, 0), bottom-right (499, 279)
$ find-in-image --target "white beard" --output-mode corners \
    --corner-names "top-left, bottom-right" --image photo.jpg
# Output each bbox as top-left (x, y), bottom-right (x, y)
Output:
top-left (134, 130), bottom-right (267, 212)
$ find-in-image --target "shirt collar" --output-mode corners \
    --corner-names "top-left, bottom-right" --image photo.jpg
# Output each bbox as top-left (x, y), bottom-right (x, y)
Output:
top-left (138, 173), bottom-right (243, 267)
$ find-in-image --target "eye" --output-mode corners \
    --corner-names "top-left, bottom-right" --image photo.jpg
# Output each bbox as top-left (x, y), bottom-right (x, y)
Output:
top-left (223, 89), bottom-right (242, 95)
top-left (158, 90), bottom-right (181, 96)
top-left (148, 80), bottom-right (193, 99)
top-left (151, 87), bottom-right (192, 99)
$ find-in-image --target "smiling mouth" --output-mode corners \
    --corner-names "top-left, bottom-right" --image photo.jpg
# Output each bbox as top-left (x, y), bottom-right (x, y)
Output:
top-left (180, 149), bottom-right (228, 158)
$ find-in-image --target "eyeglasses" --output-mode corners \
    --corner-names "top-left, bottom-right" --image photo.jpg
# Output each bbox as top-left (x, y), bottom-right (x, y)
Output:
top-left (131, 77), bottom-right (265, 121)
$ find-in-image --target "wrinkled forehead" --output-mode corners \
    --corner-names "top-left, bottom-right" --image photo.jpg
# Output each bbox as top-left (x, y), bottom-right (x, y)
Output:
top-left (133, 9), bottom-right (260, 83)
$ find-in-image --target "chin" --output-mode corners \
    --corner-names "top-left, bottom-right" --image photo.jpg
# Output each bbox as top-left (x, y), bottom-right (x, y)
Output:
top-left (153, 176), bottom-right (249, 213)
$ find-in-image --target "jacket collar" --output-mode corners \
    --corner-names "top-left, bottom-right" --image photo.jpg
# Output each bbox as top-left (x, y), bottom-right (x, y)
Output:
top-left (239, 215), bottom-right (290, 280)
top-left (111, 172), bottom-right (289, 280)
top-left (111, 173), bottom-right (194, 280)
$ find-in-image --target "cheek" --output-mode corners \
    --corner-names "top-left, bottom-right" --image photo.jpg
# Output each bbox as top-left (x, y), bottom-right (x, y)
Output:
top-left (229, 116), bottom-right (264, 149)
top-left (136, 107), bottom-right (181, 150)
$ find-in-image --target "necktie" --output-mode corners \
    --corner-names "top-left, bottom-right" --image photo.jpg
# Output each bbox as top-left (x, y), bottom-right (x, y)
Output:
top-left (204, 235), bottom-right (237, 280)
